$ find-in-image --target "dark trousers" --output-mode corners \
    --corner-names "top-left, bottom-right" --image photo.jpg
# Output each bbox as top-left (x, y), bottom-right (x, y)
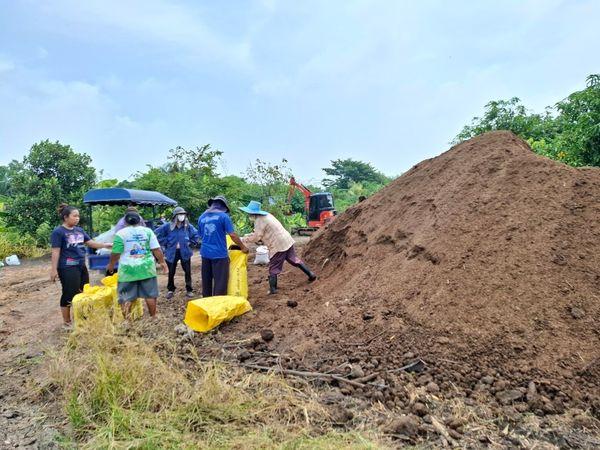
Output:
top-left (58, 264), bottom-right (89, 307)
top-left (167, 249), bottom-right (193, 292)
top-left (201, 257), bottom-right (229, 297)
top-left (268, 245), bottom-right (303, 276)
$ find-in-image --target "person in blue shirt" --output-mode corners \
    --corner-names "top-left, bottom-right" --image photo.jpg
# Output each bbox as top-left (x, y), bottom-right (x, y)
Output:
top-left (50, 203), bottom-right (112, 329)
top-left (198, 196), bottom-right (248, 297)
top-left (155, 206), bottom-right (199, 299)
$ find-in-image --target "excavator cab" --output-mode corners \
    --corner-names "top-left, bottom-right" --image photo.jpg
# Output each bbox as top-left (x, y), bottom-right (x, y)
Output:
top-left (308, 192), bottom-right (336, 226)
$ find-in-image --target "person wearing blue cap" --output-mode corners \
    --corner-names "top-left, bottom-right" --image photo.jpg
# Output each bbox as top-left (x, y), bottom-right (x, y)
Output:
top-left (198, 196), bottom-right (248, 297)
top-left (239, 200), bottom-right (316, 294)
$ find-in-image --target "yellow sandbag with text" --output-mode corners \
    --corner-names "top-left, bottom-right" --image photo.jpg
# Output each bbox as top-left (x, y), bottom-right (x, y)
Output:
top-left (228, 250), bottom-right (248, 299)
top-left (101, 273), bottom-right (144, 321)
top-left (184, 295), bottom-right (252, 332)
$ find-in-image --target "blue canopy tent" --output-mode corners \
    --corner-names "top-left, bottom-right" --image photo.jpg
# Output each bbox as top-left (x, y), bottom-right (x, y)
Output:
top-left (83, 188), bottom-right (177, 206)
top-left (83, 188), bottom-right (178, 270)
top-left (83, 188), bottom-right (178, 233)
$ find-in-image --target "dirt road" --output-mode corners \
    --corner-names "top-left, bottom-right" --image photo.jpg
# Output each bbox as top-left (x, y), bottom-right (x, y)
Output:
top-left (0, 257), bottom-right (63, 449)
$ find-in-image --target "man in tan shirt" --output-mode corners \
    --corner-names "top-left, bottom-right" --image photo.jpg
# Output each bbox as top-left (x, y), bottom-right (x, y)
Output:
top-left (240, 200), bottom-right (317, 294)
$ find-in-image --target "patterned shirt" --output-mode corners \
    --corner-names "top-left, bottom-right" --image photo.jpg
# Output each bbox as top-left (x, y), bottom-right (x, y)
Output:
top-left (112, 226), bottom-right (160, 282)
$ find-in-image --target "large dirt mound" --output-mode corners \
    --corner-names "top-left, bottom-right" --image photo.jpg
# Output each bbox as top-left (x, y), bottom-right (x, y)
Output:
top-left (304, 131), bottom-right (599, 376)
top-left (222, 131), bottom-right (598, 412)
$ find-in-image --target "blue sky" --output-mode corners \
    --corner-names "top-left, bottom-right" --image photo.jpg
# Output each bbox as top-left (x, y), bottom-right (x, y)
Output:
top-left (1, 0), bottom-right (599, 185)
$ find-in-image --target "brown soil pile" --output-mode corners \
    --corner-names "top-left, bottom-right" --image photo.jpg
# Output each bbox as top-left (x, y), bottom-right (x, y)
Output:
top-left (223, 131), bottom-right (599, 414)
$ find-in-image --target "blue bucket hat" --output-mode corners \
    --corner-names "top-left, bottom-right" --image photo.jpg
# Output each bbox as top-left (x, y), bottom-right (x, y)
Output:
top-left (239, 200), bottom-right (268, 216)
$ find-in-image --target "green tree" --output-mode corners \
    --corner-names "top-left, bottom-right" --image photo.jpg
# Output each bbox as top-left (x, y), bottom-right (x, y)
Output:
top-left (322, 158), bottom-right (388, 189)
top-left (454, 97), bottom-right (557, 144)
top-left (551, 74), bottom-right (600, 166)
top-left (6, 140), bottom-right (96, 234)
top-left (0, 165), bottom-right (11, 197)
top-left (133, 144), bottom-right (226, 220)
top-left (454, 74), bottom-right (600, 167)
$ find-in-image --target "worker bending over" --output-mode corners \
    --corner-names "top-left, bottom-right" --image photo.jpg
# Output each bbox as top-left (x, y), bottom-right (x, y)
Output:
top-left (240, 200), bottom-right (316, 294)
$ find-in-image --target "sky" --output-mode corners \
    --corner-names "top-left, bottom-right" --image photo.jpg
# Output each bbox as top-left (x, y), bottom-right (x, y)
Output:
top-left (1, 0), bottom-right (599, 185)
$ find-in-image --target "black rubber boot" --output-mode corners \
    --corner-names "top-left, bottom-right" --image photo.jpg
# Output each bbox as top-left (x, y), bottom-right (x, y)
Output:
top-left (268, 275), bottom-right (278, 294)
top-left (298, 264), bottom-right (317, 282)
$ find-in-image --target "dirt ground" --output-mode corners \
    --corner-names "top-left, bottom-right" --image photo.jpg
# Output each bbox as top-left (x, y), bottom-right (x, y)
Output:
top-left (0, 237), bottom-right (599, 448)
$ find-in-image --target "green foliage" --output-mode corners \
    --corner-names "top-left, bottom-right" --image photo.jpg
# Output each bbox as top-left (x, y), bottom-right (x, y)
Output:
top-left (455, 74), bottom-right (600, 167)
top-left (323, 158), bottom-right (389, 189)
top-left (34, 222), bottom-right (53, 247)
top-left (0, 166), bottom-right (10, 197)
top-left (0, 229), bottom-right (46, 259)
top-left (331, 181), bottom-right (384, 212)
top-left (5, 140), bottom-right (96, 234)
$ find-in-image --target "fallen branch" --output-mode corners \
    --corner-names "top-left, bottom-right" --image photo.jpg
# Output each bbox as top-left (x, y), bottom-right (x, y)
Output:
top-left (239, 363), bottom-right (389, 389)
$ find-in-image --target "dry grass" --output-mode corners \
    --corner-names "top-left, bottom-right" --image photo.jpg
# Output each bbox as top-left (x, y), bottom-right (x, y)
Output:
top-left (48, 319), bottom-right (383, 449)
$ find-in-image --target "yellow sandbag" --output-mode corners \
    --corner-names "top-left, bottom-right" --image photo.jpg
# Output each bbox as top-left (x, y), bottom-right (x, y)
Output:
top-left (228, 249), bottom-right (248, 299)
top-left (72, 285), bottom-right (113, 326)
top-left (184, 295), bottom-right (252, 332)
top-left (101, 273), bottom-right (144, 321)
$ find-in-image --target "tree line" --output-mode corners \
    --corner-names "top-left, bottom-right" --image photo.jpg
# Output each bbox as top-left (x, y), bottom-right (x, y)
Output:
top-left (0, 141), bottom-right (390, 257)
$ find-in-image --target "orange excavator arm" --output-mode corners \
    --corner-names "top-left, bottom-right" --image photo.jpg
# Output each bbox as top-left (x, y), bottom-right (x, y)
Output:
top-left (288, 177), bottom-right (312, 212)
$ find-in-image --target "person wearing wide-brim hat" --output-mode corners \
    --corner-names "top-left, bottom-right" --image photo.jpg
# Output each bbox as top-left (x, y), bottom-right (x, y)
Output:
top-left (198, 196), bottom-right (248, 298)
top-left (155, 206), bottom-right (199, 299)
top-left (239, 200), bottom-right (316, 295)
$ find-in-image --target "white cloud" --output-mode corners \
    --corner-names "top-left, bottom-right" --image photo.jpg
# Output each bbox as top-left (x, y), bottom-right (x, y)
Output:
top-left (34, 0), bottom-right (254, 70)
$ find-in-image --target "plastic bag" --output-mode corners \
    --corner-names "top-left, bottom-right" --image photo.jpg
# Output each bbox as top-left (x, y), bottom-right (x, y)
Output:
top-left (5, 255), bottom-right (20, 266)
top-left (95, 226), bottom-right (116, 244)
top-left (253, 245), bottom-right (269, 265)
top-left (228, 249), bottom-right (248, 298)
top-left (184, 295), bottom-right (252, 332)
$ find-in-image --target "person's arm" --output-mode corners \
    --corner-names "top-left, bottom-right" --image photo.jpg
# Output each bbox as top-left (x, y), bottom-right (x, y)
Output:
top-left (152, 247), bottom-right (168, 274)
top-left (106, 252), bottom-right (120, 274)
top-left (82, 229), bottom-right (111, 250)
top-left (50, 229), bottom-right (62, 281)
top-left (228, 232), bottom-right (249, 253)
top-left (241, 218), bottom-right (265, 245)
top-left (188, 224), bottom-right (199, 247)
top-left (106, 234), bottom-right (124, 274)
top-left (86, 240), bottom-right (112, 250)
top-left (50, 248), bottom-right (60, 282)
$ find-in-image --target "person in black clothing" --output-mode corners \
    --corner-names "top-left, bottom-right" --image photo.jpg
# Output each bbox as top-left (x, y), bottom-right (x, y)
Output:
top-left (50, 203), bottom-right (112, 329)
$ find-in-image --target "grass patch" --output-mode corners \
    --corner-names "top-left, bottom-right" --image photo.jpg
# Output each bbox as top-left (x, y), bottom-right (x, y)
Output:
top-left (48, 321), bottom-right (382, 449)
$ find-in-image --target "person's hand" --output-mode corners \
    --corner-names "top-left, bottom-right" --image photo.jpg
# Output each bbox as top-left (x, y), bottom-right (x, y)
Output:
top-left (241, 245), bottom-right (250, 254)
top-left (104, 243), bottom-right (113, 249)
top-left (160, 262), bottom-right (168, 274)
top-left (50, 268), bottom-right (58, 282)
top-left (106, 264), bottom-right (115, 275)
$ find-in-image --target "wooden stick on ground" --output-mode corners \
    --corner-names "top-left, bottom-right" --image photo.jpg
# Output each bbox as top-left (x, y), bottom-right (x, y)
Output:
top-left (240, 363), bottom-right (369, 389)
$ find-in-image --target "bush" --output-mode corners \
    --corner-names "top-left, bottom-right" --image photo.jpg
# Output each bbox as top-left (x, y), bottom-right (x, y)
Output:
top-left (0, 230), bottom-right (47, 259)
top-left (35, 222), bottom-right (53, 247)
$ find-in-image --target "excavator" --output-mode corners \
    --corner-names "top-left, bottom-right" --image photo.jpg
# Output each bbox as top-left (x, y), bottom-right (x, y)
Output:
top-left (287, 177), bottom-right (336, 235)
